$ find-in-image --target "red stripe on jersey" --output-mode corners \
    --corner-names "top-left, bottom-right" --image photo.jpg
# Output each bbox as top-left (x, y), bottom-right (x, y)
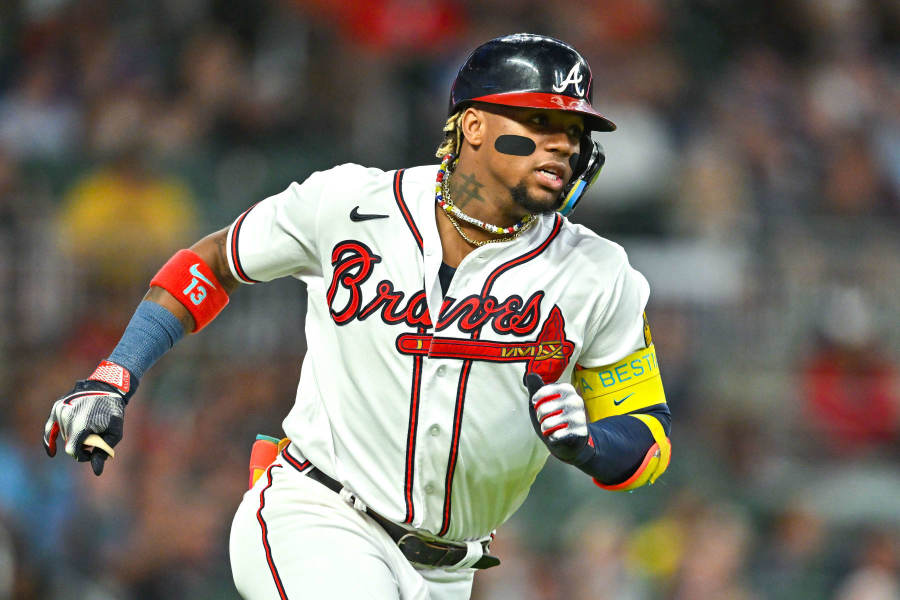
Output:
top-left (393, 169), bottom-right (423, 252)
top-left (231, 204), bottom-right (261, 283)
top-left (438, 215), bottom-right (563, 536)
top-left (439, 356), bottom-right (474, 536)
top-left (393, 167), bottom-right (427, 523)
top-left (403, 339), bottom-right (424, 523)
top-left (256, 464), bottom-right (289, 599)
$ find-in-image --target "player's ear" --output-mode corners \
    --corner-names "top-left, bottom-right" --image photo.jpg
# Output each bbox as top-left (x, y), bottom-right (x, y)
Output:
top-left (459, 106), bottom-right (486, 149)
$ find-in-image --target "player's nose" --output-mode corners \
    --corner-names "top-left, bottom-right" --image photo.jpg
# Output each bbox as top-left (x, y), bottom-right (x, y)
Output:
top-left (543, 130), bottom-right (579, 159)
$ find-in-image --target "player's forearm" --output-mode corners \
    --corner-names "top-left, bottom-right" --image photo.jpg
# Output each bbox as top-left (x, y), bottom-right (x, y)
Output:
top-left (578, 404), bottom-right (671, 484)
top-left (144, 228), bottom-right (239, 332)
top-left (107, 228), bottom-right (239, 382)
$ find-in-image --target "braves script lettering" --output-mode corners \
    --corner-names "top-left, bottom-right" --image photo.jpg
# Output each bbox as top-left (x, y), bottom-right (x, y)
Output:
top-left (327, 241), bottom-right (574, 381)
top-left (327, 241), bottom-right (542, 336)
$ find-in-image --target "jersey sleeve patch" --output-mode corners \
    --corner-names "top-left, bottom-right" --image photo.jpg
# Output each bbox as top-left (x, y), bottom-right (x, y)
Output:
top-left (575, 344), bottom-right (666, 421)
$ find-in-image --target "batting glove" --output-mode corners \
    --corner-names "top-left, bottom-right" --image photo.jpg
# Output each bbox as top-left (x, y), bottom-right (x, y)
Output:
top-left (43, 361), bottom-right (134, 476)
top-left (525, 373), bottom-right (595, 465)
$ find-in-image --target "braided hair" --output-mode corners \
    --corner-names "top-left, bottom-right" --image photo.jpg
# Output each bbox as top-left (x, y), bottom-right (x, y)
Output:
top-left (435, 110), bottom-right (463, 159)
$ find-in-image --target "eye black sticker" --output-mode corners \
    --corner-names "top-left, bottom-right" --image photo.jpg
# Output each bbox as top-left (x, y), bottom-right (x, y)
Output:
top-left (494, 135), bottom-right (536, 156)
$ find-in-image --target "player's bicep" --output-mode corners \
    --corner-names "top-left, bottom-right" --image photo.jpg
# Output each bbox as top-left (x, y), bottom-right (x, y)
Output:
top-left (190, 227), bottom-right (241, 293)
top-left (580, 258), bottom-right (650, 366)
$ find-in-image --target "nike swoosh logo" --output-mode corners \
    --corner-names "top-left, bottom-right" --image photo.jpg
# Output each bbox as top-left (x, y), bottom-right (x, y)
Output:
top-left (189, 263), bottom-right (216, 288)
top-left (613, 393), bottom-right (634, 406)
top-left (350, 206), bottom-right (389, 222)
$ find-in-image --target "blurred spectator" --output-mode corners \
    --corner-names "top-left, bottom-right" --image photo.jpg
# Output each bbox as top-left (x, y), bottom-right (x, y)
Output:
top-left (751, 503), bottom-right (831, 600)
top-left (673, 137), bottom-right (754, 242)
top-left (470, 523), bottom-right (547, 600)
top-left (801, 286), bottom-right (900, 455)
top-left (56, 93), bottom-right (198, 353)
top-left (0, 350), bottom-right (85, 597)
top-left (297, 0), bottom-right (467, 55)
top-left (820, 131), bottom-right (898, 218)
top-left (0, 148), bottom-right (24, 368)
top-left (0, 54), bottom-right (82, 160)
top-left (0, 518), bottom-right (13, 598)
top-left (562, 513), bottom-right (649, 600)
top-left (668, 503), bottom-right (757, 600)
top-left (834, 529), bottom-right (900, 600)
top-left (58, 136), bottom-right (197, 291)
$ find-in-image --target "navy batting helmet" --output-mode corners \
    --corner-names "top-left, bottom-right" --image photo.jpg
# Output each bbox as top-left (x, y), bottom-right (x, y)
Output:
top-left (449, 33), bottom-right (616, 132)
top-left (448, 33), bottom-right (613, 215)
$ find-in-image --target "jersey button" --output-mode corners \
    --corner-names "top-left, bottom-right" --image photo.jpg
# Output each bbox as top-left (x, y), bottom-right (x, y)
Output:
top-left (424, 484), bottom-right (435, 495)
top-left (429, 425), bottom-right (440, 437)
top-left (436, 365), bottom-right (447, 376)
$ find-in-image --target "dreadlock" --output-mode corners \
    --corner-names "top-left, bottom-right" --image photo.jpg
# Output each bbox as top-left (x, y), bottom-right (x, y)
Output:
top-left (435, 110), bottom-right (463, 159)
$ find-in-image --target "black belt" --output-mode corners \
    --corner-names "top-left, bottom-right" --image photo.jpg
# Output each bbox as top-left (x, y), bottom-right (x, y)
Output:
top-left (304, 466), bottom-right (500, 570)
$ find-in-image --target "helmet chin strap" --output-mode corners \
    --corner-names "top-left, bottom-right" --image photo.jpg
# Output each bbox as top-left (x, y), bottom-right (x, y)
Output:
top-left (569, 152), bottom-right (580, 171)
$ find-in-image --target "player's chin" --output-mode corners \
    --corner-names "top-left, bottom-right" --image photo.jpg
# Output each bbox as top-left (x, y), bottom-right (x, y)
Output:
top-left (511, 181), bottom-right (563, 215)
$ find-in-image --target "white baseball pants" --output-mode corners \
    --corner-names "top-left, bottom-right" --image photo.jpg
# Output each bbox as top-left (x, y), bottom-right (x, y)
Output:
top-left (229, 453), bottom-right (475, 600)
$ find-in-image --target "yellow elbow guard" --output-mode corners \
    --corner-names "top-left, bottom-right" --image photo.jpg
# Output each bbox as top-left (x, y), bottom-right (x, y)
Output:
top-left (593, 414), bottom-right (672, 492)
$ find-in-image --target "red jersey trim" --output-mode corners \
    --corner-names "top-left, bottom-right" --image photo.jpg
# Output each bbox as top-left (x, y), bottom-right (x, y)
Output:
top-left (393, 169), bottom-right (423, 252)
top-left (230, 204), bottom-right (262, 284)
top-left (256, 464), bottom-right (289, 600)
top-left (392, 167), bottom-right (426, 524)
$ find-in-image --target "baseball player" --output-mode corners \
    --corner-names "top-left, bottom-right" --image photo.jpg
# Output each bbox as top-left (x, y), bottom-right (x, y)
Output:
top-left (43, 34), bottom-right (671, 599)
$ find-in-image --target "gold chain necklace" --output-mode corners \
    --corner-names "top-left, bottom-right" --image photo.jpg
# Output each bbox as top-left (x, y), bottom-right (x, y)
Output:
top-left (444, 210), bottom-right (536, 247)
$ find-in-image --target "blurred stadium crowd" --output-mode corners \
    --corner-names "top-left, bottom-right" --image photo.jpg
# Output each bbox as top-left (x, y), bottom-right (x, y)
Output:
top-left (0, 0), bottom-right (898, 598)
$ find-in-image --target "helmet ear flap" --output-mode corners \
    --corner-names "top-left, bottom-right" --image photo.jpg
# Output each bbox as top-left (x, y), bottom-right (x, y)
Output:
top-left (558, 137), bottom-right (605, 216)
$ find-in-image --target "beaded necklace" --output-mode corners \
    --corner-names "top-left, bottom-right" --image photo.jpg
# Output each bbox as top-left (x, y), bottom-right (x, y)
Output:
top-left (435, 153), bottom-right (535, 235)
top-left (443, 210), bottom-right (536, 247)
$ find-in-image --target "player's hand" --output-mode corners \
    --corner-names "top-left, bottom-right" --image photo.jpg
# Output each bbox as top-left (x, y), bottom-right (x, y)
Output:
top-left (43, 371), bottom-right (132, 476)
top-left (525, 373), bottom-right (594, 465)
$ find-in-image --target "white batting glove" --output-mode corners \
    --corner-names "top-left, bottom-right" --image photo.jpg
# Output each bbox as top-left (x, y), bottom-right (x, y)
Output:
top-left (43, 361), bottom-right (133, 476)
top-left (525, 373), bottom-right (595, 464)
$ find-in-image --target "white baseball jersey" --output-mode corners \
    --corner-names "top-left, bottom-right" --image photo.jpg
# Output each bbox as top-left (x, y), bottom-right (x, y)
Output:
top-left (225, 163), bottom-right (649, 542)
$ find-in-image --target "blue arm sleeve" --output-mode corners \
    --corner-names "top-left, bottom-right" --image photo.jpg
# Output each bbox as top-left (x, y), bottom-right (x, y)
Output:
top-left (107, 300), bottom-right (185, 383)
top-left (574, 403), bottom-right (671, 484)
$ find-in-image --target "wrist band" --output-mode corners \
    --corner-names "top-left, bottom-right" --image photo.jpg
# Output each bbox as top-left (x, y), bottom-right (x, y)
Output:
top-left (150, 249), bottom-right (229, 332)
